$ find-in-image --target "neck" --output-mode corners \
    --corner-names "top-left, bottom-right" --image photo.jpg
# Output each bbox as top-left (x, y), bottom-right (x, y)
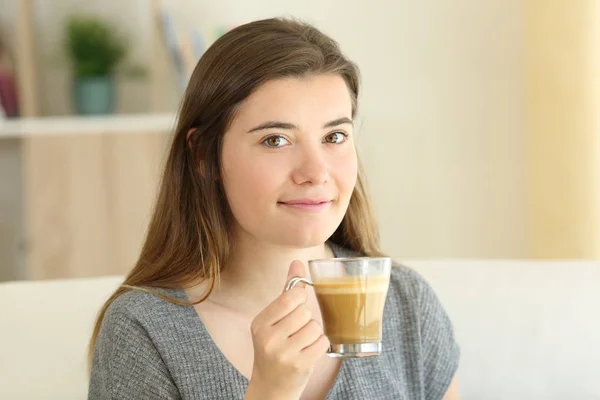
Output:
top-left (208, 231), bottom-right (334, 315)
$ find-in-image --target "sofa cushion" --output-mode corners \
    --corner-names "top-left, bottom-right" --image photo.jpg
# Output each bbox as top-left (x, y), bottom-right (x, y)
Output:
top-left (407, 260), bottom-right (600, 399)
top-left (0, 276), bottom-right (123, 399)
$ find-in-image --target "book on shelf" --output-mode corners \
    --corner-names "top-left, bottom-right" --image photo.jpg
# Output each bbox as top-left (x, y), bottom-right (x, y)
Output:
top-left (0, 35), bottom-right (19, 118)
top-left (0, 69), bottom-right (19, 118)
top-left (157, 8), bottom-right (209, 91)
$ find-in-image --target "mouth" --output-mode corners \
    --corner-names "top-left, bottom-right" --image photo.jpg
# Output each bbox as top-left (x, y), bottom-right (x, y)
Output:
top-left (278, 198), bottom-right (333, 211)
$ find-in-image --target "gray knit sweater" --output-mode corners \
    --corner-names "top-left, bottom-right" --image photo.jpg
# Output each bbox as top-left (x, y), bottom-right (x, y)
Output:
top-left (89, 246), bottom-right (460, 399)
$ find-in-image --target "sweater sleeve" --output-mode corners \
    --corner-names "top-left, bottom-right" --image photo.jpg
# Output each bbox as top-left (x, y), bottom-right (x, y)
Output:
top-left (417, 274), bottom-right (460, 400)
top-left (88, 303), bottom-right (181, 400)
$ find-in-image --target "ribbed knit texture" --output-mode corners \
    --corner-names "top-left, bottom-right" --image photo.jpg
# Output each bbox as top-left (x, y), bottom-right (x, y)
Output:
top-left (89, 245), bottom-right (459, 399)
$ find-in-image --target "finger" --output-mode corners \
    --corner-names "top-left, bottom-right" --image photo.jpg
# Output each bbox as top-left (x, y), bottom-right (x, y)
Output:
top-left (273, 303), bottom-right (313, 336)
top-left (288, 319), bottom-right (324, 352)
top-left (283, 260), bottom-right (309, 292)
top-left (255, 287), bottom-right (308, 327)
top-left (301, 334), bottom-right (330, 360)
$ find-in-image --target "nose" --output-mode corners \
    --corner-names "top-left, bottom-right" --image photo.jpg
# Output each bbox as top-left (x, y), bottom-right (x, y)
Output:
top-left (291, 146), bottom-right (330, 186)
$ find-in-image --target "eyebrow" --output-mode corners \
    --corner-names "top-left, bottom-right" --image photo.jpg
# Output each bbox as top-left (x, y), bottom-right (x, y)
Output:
top-left (247, 117), bottom-right (353, 133)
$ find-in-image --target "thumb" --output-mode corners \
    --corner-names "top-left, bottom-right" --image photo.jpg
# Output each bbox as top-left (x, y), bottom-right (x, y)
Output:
top-left (284, 260), bottom-right (308, 291)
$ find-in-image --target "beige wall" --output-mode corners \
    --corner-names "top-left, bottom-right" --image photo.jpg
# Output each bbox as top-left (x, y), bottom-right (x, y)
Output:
top-left (524, 0), bottom-right (600, 258)
top-left (1, 0), bottom-right (529, 260)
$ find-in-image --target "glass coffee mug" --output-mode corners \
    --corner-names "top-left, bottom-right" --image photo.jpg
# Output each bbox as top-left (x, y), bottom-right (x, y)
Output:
top-left (285, 257), bottom-right (392, 358)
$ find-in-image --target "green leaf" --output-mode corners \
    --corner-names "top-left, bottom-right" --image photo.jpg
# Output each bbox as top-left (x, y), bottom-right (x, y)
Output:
top-left (65, 15), bottom-right (128, 78)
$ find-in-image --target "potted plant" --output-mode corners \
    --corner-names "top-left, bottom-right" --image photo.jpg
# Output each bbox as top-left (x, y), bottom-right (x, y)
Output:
top-left (65, 15), bottom-right (126, 115)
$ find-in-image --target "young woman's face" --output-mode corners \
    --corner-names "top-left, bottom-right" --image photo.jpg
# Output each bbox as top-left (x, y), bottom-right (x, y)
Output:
top-left (220, 74), bottom-right (358, 248)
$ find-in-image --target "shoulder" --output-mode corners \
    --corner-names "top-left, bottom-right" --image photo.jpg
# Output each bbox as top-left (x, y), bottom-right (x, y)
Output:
top-left (90, 287), bottom-right (185, 399)
top-left (106, 287), bottom-right (170, 318)
top-left (388, 263), bottom-right (432, 306)
top-left (93, 286), bottom-right (191, 373)
top-left (388, 264), bottom-right (460, 383)
top-left (387, 263), bottom-right (455, 329)
top-left (100, 286), bottom-right (188, 337)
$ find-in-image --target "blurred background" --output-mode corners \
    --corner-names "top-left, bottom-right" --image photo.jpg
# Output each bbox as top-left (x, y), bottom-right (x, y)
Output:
top-left (0, 0), bottom-right (599, 282)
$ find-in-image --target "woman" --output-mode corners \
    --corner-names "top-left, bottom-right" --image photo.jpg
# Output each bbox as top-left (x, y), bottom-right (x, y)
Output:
top-left (88, 17), bottom-right (460, 400)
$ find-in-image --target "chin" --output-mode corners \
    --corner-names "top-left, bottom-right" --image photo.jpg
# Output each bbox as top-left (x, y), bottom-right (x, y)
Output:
top-left (248, 209), bottom-right (347, 249)
top-left (268, 227), bottom-right (335, 249)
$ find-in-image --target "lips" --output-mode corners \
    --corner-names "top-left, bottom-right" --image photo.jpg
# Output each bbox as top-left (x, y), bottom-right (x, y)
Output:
top-left (278, 198), bottom-right (333, 211)
top-left (280, 198), bottom-right (331, 205)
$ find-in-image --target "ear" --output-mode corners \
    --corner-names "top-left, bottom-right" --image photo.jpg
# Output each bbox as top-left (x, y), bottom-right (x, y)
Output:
top-left (186, 128), bottom-right (207, 178)
top-left (186, 128), bottom-right (198, 150)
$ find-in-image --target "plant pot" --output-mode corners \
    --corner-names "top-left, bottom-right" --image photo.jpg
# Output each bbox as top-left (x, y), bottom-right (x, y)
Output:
top-left (72, 76), bottom-right (115, 115)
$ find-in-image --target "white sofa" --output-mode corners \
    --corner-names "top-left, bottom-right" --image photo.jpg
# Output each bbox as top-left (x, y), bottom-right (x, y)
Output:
top-left (1, 261), bottom-right (599, 399)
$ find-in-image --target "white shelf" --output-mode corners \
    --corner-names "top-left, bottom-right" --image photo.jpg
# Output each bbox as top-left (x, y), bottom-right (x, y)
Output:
top-left (0, 113), bottom-right (178, 138)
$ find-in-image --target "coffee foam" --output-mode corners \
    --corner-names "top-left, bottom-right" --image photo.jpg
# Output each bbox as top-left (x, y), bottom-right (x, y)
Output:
top-left (313, 277), bottom-right (389, 294)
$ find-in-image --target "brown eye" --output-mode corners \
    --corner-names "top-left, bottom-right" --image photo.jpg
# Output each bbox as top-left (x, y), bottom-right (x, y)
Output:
top-left (324, 132), bottom-right (348, 144)
top-left (262, 135), bottom-right (289, 148)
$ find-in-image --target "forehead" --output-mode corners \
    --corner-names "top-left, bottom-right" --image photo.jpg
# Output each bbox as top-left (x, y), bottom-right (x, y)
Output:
top-left (231, 74), bottom-right (354, 129)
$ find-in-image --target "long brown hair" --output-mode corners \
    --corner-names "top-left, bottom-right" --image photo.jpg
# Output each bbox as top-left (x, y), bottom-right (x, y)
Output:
top-left (88, 17), bottom-right (382, 366)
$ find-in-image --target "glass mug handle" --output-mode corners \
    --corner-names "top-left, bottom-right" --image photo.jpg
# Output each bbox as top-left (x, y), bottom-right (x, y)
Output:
top-left (285, 276), bottom-right (314, 291)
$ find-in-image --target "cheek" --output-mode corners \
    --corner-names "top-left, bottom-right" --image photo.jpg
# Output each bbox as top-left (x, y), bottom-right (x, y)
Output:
top-left (334, 148), bottom-right (359, 197)
top-left (221, 143), bottom-right (282, 210)
top-left (224, 163), bottom-right (272, 199)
